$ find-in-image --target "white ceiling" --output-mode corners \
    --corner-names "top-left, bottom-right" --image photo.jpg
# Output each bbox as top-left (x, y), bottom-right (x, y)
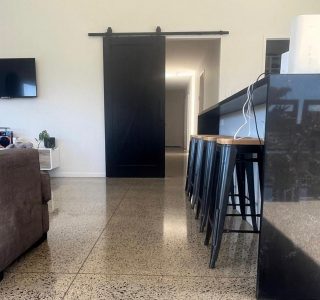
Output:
top-left (165, 38), bottom-right (220, 90)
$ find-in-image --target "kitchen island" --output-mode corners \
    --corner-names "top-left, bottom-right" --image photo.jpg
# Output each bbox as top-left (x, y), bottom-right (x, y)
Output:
top-left (198, 74), bottom-right (320, 300)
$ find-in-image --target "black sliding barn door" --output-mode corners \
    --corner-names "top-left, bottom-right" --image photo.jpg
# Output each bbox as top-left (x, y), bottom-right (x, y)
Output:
top-left (103, 36), bottom-right (165, 177)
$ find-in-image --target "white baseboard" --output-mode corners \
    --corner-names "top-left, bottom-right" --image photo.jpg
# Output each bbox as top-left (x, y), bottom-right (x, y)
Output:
top-left (50, 171), bottom-right (106, 178)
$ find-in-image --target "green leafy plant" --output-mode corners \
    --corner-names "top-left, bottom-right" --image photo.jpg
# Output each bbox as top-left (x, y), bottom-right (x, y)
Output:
top-left (35, 130), bottom-right (50, 148)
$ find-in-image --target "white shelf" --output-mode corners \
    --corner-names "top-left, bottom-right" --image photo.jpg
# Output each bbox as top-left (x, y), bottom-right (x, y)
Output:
top-left (38, 147), bottom-right (60, 170)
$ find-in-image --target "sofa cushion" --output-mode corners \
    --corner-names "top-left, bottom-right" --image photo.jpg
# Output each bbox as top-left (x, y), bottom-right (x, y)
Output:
top-left (0, 149), bottom-right (48, 273)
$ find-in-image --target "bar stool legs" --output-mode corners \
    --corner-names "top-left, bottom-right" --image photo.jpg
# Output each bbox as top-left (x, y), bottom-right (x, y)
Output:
top-left (185, 139), bottom-right (193, 192)
top-left (191, 139), bottom-right (206, 208)
top-left (185, 138), bottom-right (197, 198)
top-left (198, 139), bottom-right (219, 232)
top-left (236, 160), bottom-right (247, 221)
top-left (209, 145), bottom-right (237, 268)
top-left (230, 178), bottom-right (237, 210)
top-left (185, 135), bottom-right (264, 269)
top-left (208, 141), bottom-right (264, 268)
top-left (245, 157), bottom-right (258, 231)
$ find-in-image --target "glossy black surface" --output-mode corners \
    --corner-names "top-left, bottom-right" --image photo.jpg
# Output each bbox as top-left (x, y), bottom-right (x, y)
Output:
top-left (198, 80), bottom-right (268, 134)
top-left (258, 75), bottom-right (320, 299)
top-left (198, 108), bottom-right (219, 135)
top-left (0, 58), bottom-right (37, 98)
top-left (198, 74), bottom-right (320, 299)
top-left (103, 36), bottom-right (165, 177)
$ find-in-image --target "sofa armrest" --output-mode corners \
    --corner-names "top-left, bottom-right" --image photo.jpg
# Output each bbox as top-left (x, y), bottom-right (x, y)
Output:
top-left (41, 171), bottom-right (51, 203)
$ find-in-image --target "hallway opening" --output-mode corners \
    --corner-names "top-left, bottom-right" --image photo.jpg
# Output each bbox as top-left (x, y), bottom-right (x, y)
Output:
top-left (165, 38), bottom-right (221, 151)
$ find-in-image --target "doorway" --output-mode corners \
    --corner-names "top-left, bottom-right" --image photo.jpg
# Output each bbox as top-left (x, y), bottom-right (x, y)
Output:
top-left (265, 39), bottom-right (290, 74)
top-left (165, 89), bottom-right (186, 148)
top-left (165, 38), bottom-right (221, 151)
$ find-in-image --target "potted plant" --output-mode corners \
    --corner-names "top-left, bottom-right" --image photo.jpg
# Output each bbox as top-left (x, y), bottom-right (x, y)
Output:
top-left (35, 130), bottom-right (50, 148)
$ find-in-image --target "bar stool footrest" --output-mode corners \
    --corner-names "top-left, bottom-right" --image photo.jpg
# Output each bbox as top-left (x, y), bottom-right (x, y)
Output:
top-left (226, 213), bottom-right (261, 217)
top-left (223, 229), bottom-right (260, 234)
top-left (227, 203), bottom-right (251, 207)
top-left (229, 194), bottom-right (250, 201)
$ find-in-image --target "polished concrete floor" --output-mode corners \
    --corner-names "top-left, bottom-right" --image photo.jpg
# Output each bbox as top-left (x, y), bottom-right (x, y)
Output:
top-left (0, 150), bottom-right (258, 299)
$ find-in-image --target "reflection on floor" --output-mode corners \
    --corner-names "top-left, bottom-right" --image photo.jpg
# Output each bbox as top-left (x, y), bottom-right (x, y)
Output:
top-left (0, 150), bottom-right (257, 299)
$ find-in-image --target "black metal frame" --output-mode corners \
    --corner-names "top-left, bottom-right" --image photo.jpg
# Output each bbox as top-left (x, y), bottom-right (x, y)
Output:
top-left (203, 143), bottom-right (264, 268)
top-left (88, 26), bottom-right (229, 37)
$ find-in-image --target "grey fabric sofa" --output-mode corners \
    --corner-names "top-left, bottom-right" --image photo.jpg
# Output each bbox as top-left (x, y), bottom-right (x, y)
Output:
top-left (0, 149), bottom-right (51, 281)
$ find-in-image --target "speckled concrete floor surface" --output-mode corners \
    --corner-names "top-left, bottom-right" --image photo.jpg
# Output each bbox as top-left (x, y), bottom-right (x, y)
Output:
top-left (0, 150), bottom-right (257, 299)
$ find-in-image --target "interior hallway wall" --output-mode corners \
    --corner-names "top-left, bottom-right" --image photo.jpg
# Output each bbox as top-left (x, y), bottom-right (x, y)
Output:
top-left (197, 39), bottom-right (221, 111)
top-left (165, 89), bottom-right (186, 148)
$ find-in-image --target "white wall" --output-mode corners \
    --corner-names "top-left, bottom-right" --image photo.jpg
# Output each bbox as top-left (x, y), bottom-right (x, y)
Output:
top-left (219, 105), bottom-right (266, 139)
top-left (0, 0), bottom-right (319, 176)
top-left (165, 89), bottom-right (185, 147)
top-left (198, 40), bottom-right (221, 110)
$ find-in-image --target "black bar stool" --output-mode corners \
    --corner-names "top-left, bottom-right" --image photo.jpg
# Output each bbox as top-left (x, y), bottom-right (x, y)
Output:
top-left (205, 137), bottom-right (264, 268)
top-left (185, 138), bottom-right (195, 193)
top-left (185, 135), bottom-right (207, 201)
top-left (197, 136), bottom-right (239, 233)
top-left (190, 136), bottom-right (207, 207)
top-left (194, 136), bottom-right (222, 228)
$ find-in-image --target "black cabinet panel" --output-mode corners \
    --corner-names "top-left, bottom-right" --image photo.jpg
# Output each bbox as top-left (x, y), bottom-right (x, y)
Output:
top-left (103, 36), bottom-right (165, 177)
top-left (197, 74), bottom-right (320, 300)
top-left (257, 75), bottom-right (320, 300)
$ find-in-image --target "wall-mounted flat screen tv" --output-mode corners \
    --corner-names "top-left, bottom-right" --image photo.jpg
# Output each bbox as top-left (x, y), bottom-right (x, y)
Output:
top-left (0, 58), bottom-right (37, 98)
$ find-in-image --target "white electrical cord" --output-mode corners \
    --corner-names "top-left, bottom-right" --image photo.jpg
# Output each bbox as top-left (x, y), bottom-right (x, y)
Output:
top-left (233, 83), bottom-right (254, 140)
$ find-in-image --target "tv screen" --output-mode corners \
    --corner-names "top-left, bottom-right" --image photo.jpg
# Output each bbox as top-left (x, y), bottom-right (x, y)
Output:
top-left (0, 58), bottom-right (37, 98)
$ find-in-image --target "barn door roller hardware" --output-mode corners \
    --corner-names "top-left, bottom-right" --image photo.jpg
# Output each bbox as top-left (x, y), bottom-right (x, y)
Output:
top-left (88, 26), bottom-right (229, 37)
